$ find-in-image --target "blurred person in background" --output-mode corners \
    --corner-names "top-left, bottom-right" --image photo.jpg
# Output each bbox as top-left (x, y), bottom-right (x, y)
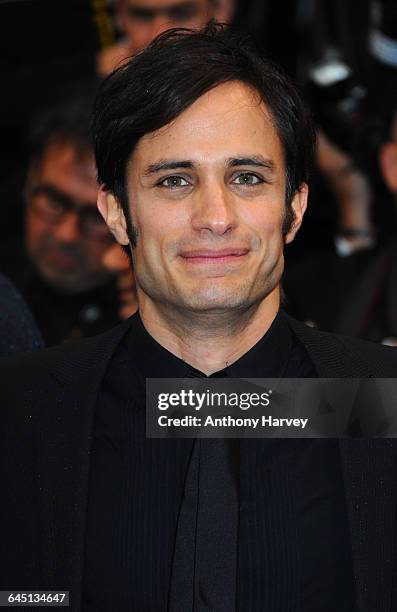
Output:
top-left (315, 130), bottom-right (375, 255)
top-left (302, 0), bottom-right (394, 257)
top-left (102, 243), bottom-right (138, 319)
top-left (97, 0), bottom-right (235, 76)
top-left (0, 97), bottom-right (123, 346)
top-left (284, 0), bottom-right (395, 261)
top-left (284, 106), bottom-right (397, 344)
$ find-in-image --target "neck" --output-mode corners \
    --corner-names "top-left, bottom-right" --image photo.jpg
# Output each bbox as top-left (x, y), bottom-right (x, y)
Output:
top-left (138, 288), bottom-right (280, 375)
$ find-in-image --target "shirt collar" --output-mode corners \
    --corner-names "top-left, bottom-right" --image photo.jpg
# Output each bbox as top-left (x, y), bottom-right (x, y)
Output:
top-left (124, 309), bottom-right (293, 379)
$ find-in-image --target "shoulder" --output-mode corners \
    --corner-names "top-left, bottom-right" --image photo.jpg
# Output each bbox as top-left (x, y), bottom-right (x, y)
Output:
top-left (0, 273), bottom-right (24, 311)
top-left (0, 273), bottom-right (43, 357)
top-left (0, 339), bottom-right (87, 414)
top-left (334, 332), bottom-right (397, 374)
top-left (287, 316), bottom-right (397, 377)
top-left (0, 317), bottom-right (132, 405)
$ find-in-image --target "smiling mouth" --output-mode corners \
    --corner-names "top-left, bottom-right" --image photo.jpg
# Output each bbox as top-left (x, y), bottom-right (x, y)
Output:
top-left (180, 248), bottom-right (249, 264)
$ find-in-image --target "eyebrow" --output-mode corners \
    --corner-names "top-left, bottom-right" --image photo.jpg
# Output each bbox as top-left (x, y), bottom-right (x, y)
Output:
top-left (144, 160), bottom-right (194, 175)
top-left (31, 184), bottom-right (97, 209)
top-left (144, 155), bottom-right (275, 175)
top-left (228, 156), bottom-right (275, 170)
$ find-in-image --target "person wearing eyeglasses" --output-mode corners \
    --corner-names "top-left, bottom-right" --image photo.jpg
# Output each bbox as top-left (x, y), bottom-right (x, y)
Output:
top-left (0, 96), bottom-right (123, 346)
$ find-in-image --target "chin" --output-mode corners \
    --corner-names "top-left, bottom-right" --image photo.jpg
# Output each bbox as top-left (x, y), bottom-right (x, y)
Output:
top-left (38, 265), bottom-right (106, 295)
top-left (178, 289), bottom-right (256, 313)
top-left (177, 276), bottom-right (279, 314)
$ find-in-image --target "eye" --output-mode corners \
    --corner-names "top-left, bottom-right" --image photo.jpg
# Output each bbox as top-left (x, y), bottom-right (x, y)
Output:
top-left (158, 175), bottom-right (190, 188)
top-left (127, 7), bottom-right (154, 22)
top-left (168, 6), bottom-right (198, 22)
top-left (232, 172), bottom-right (264, 186)
top-left (37, 195), bottom-right (66, 216)
top-left (49, 198), bottom-right (67, 211)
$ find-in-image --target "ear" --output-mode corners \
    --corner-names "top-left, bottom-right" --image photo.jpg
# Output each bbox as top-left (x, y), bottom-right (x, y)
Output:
top-left (97, 185), bottom-right (130, 246)
top-left (284, 183), bottom-right (308, 245)
top-left (379, 141), bottom-right (397, 193)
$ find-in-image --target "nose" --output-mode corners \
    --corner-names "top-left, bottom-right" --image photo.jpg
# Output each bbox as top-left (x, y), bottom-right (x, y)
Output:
top-left (191, 182), bottom-right (238, 236)
top-left (52, 212), bottom-right (81, 243)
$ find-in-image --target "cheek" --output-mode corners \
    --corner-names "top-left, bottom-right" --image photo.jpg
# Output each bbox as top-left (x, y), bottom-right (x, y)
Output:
top-left (246, 204), bottom-right (285, 244)
top-left (126, 23), bottom-right (150, 45)
top-left (25, 215), bottom-right (49, 250)
top-left (83, 240), bottom-right (113, 266)
top-left (136, 205), bottom-right (185, 251)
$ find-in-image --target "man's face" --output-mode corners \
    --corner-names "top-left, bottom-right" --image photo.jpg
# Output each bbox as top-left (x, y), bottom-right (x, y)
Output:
top-left (26, 143), bottom-right (114, 293)
top-left (119, 0), bottom-right (211, 51)
top-left (104, 81), bottom-right (307, 314)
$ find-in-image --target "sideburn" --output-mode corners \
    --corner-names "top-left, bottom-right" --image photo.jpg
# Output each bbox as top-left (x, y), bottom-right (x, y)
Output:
top-left (119, 197), bottom-right (139, 260)
top-left (282, 203), bottom-right (295, 239)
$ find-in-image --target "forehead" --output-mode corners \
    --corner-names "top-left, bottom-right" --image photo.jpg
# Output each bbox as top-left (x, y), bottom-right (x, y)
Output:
top-left (125, 0), bottom-right (209, 9)
top-left (34, 142), bottom-right (98, 205)
top-left (131, 81), bottom-right (284, 170)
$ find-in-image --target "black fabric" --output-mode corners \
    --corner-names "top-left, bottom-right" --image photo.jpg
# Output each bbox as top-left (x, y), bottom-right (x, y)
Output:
top-left (83, 311), bottom-right (355, 611)
top-left (0, 273), bottom-right (43, 358)
top-left (284, 241), bottom-right (397, 343)
top-left (0, 240), bottom-right (120, 346)
top-left (169, 368), bottom-right (238, 612)
top-left (176, 437), bottom-right (240, 612)
top-left (1, 316), bottom-right (397, 611)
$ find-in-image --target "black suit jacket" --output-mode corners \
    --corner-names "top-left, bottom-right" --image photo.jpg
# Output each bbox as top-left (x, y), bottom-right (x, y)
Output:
top-left (1, 316), bottom-right (397, 611)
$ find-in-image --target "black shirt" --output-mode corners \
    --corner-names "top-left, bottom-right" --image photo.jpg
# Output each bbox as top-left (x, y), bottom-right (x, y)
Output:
top-left (83, 311), bottom-right (356, 611)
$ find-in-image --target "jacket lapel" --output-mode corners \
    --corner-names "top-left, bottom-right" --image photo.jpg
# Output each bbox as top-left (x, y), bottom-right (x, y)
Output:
top-left (289, 316), bottom-right (397, 611)
top-left (36, 319), bottom-right (133, 611)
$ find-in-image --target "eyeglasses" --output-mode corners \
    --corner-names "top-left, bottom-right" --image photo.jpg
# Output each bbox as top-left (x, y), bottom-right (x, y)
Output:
top-left (29, 185), bottom-right (112, 240)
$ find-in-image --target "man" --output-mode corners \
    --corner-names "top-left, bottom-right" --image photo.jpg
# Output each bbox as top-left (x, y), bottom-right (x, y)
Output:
top-left (1, 26), bottom-right (397, 612)
top-left (0, 98), bottom-right (122, 345)
top-left (284, 107), bottom-right (397, 344)
top-left (97, 0), bottom-right (234, 75)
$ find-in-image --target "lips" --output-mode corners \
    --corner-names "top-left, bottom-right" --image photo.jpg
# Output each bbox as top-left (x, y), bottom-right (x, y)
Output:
top-left (180, 248), bottom-right (249, 264)
top-left (45, 247), bottom-right (80, 271)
